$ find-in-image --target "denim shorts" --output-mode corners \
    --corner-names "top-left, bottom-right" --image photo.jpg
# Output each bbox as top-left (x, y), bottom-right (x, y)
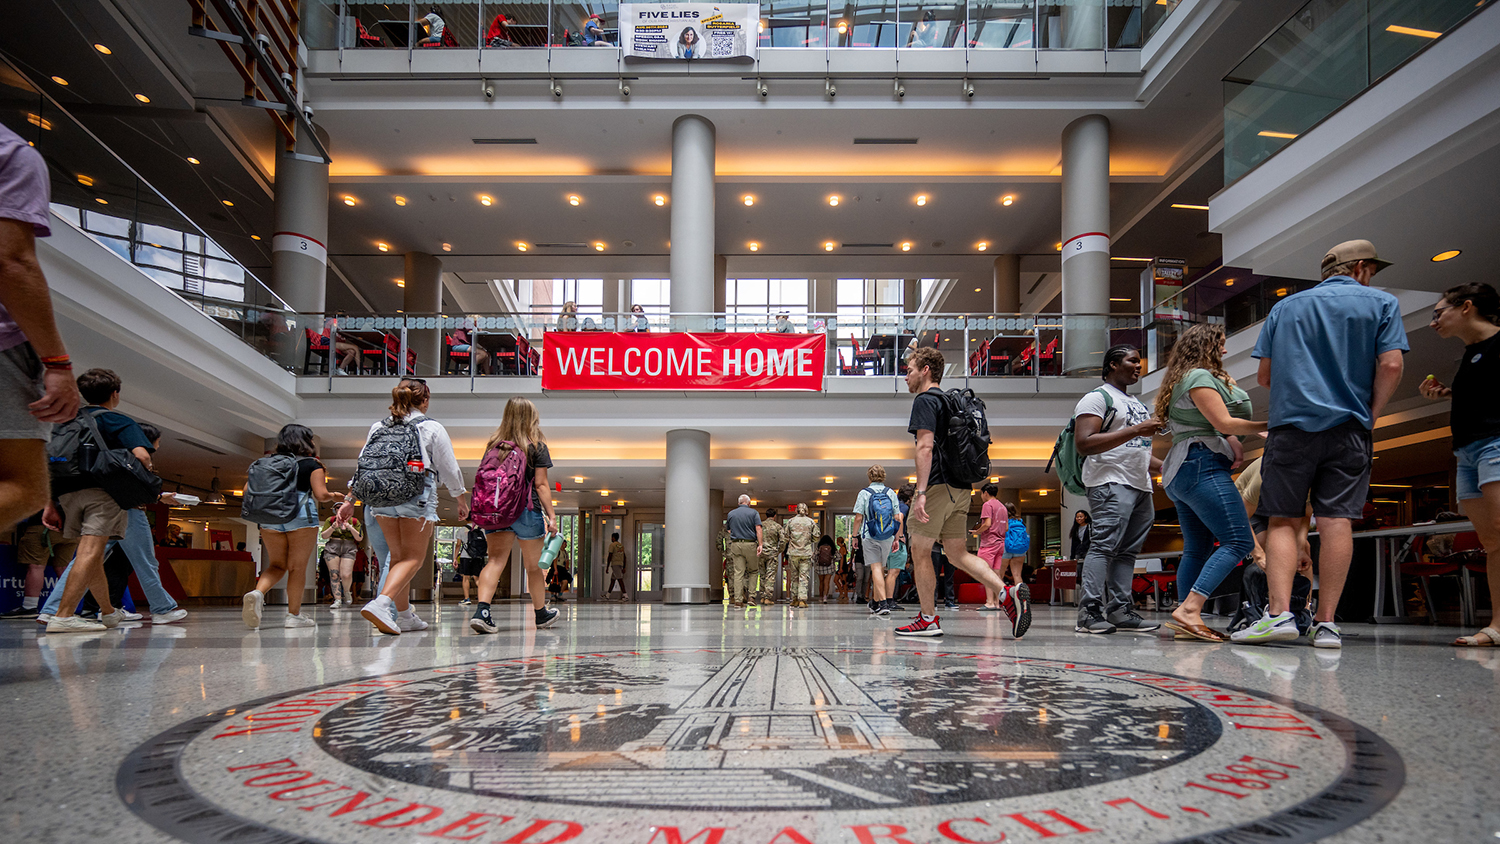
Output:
top-left (263, 492), bottom-right (319, 533)
top-left (1455, 436), bottom-right (1500, 500)
top-left (368, 473), bottom-right (438, 522)
top-left (487, 506), bottom-right (544, 540)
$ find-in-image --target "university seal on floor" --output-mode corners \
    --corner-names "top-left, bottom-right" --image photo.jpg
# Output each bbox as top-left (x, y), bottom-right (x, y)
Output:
top-left (119, 647), bottom-right (1402, 843)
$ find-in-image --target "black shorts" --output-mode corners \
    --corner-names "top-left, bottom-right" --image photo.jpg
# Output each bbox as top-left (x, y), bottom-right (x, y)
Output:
top-left (1258, 421), bottom-right (1372, 521)
top-left (457, 556), bottom-right (485, 577)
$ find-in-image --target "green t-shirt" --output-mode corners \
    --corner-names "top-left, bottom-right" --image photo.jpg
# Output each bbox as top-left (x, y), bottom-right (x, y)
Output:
top-left (1169, 368), bottom-right (1252, 444)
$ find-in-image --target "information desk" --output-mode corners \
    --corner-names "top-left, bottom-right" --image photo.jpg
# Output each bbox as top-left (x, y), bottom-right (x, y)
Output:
top-left (156, 547), bottom-right (256, 601)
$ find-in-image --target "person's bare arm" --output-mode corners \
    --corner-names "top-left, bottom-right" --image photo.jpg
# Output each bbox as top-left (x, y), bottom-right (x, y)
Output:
top-left (535, 466), bottom-right (556, 533)
top-left (0, 220), bottom-right (80, 422)
top-left (1188, 387), bottom-right (1267, 437)
top-left (1075, 414), bottom-right (1160, 456)
top-left (1257, 357), bottom-right (1272, 390)
top-left (1370, 349), bottom-right (1404, 422)
top-left (912, 429), bottom-right (935, 523)
top-left (132, 446), bottom-right (153, 472)
top-left (755, 524), bottom-right (764, 556)
top-left (309, 468), bottom-right (341, 504)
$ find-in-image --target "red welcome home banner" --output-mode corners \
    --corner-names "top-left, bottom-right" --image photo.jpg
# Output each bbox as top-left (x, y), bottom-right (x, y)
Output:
top-left (541, 332), bottom-right (826, 391)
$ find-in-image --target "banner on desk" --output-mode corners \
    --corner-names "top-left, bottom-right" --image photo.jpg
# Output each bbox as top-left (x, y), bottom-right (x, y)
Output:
top-left (542, 332), bottom-right (824, 391)
top-left (619, 3), bottom-right (758, 60)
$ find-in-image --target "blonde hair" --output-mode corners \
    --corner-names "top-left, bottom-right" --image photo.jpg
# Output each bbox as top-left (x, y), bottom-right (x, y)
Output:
top-left (867, 464), bottom-right (886, 483)
top-left (1153, 323), bottom-right (1234, 425)
top-left (390, 379), bottom-right (430, 421)
top-left (484, 396), bottom-right (546, 456)
top-left (796, 503), bottom-right (808, 515)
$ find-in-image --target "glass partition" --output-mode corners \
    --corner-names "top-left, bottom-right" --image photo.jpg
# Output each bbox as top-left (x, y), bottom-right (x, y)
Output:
top-left (553, 1), bottom-right (621, 47)
top-left (968, 1), bottom-right (1035, 48)
top-left (481, 0), bottom-right (554, 48)
top-left (759, 0), bottom-right (831, 48)
top-left (1037, 0), bottom-right (1104, 49)
top-left (344, 2), bottom-right (414, 48)
top-left (902, 2), bottom-right (965, 48)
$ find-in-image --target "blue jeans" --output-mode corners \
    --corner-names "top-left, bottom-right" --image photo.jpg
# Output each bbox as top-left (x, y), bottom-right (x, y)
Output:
top-left (1165, 444), bottom-right (1255, 601)
top-left (367, 514), bottom-right (392, 593)
top-left (43, 510), bottom-right (178, 615)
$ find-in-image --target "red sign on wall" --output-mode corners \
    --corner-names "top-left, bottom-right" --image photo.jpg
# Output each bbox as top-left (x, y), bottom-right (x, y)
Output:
top-left (541, 332), bottom-right (826, 391)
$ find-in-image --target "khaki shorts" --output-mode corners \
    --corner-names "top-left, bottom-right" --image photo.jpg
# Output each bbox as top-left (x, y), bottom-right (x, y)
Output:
top-left (57, 488), bottom-right (129, 539)
top-left (909, 484), bottom-right (971, 541)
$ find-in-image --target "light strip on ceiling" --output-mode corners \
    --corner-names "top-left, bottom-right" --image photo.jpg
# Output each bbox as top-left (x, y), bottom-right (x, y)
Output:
top-left (1385, 24), bottom-right (1441, 38)
top-left (473, 138), bottom-right (538, 144)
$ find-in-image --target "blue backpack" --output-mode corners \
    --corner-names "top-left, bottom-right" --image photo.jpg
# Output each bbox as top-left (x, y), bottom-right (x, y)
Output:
top-left (1004, 517), bottom-right (1030, 555)
top-left (863, 487), bottom-right (899, 539)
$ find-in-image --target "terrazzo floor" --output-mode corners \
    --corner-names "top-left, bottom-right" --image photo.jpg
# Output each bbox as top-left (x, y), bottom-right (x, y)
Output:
top-left (1, 601), bottom-right (1495, 844)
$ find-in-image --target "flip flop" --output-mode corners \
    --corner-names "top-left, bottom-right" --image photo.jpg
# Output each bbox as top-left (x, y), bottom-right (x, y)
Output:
top-left (1165, 621), bottom-right (1226, 642)
top-left (1453, 626), bottom-right (1500, 647)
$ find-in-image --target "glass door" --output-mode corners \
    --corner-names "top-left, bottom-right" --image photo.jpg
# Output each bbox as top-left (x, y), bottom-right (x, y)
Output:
top-left (634, 518), bottom-right (665, 602)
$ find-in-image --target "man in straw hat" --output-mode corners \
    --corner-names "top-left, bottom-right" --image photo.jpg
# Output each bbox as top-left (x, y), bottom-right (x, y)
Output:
top-left (1233, 240), bottom-right (1407, 651)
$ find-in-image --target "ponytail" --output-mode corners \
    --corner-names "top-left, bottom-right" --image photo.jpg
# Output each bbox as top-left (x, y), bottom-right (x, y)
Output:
top-left (390, 378), bottom-right (430, 421)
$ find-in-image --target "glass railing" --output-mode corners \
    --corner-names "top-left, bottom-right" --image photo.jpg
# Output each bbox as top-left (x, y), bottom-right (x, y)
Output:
top-left (305, 0), bottom-right (1170, 52)
top-left (1140, 266), bottom-right (1319, 372)
top-left (1224, 0), bottom-right (1484, 184)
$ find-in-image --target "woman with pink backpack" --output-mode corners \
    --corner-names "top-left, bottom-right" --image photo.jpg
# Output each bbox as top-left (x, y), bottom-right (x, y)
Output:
top-left (468, 396), bottom-right (560, 632)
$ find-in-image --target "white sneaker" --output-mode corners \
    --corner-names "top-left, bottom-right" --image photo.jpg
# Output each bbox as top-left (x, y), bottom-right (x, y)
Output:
top-left (284, 613), bottom-right (316, 629)
top-left (118, 610), bottom-right (144, 622)
top-left (1229, 610), bottom-right (1299, 644)
top-left (151, 608), bottom-right (189, 624)
top-left (397, 608), bottom-right (428, 632)
top-left (242, 590), bottom-right (265, 629)
top-left (360, 595), bottom-right (401, 635)
top-left (47, 615), bottom-right (107, 633)
top-left (98, 609), bottom-right (126, 628)
top-left (329, 599), bottom-right (343, 610)
top-left (1308, 621), bottom-right (1342, 650)
top-left (36, 613), bottom-right (54, 625)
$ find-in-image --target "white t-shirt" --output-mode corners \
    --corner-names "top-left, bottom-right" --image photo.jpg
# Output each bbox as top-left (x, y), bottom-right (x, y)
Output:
top-left (1072, 383), bottom-right (1153, 492)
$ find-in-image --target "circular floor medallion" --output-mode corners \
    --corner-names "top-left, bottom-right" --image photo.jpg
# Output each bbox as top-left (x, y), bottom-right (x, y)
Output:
top-left (119, 648), bottom-right (1403, 844)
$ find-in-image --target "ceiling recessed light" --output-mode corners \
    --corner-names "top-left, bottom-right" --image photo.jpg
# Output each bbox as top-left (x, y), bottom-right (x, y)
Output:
top-left (616, 500), bottom-right (626, 506)
top-left (394, 195), bottom-right (407, 206)
top-left (1386, 24), bottom-right (1442, 38)
top-left (25, 113), bottom-right (51, 131)
top-left (1001, 195), bottom-right (1015, 206)
top-left (221, 199), bottom-right (234, 206)
top-left (594, 242), bottom-right (605, 251)
top-left (185, 156), bottom-right (200, 165)
top-left (653, 195), bottom-right (665, 206)
top-left (740, 477), bottom-right (750, 484)
top-left (824, 242), bottom-right (835, 251)
top-left (342, 195), bottom-right (357, 206)
top-left (974, 287), bottom-right (982, 293)
top-left (93, 43), bottom-right (112, 54)
top-left (901, 242), bottom-right (911, 252)
top-left (1257, 130), bottom-right (1298, 140)
top-left (394, 278), bottom-right (405, 287)
top-left (1431, 250), bottom-right (1462, 262)
top-left (976, 242), bottom-right (988, 252)
top-left (442, 242), bottom-right (452, 252)
top-left (516, 242), bottom-right (528, 252)
top-left (568, 194), bottom-right (581, 206)
top-left (51, 76), bottom-right (68, 86)
top-left (1224, 279), bottom-right (1235, 286)
top-left (250, 234), bottom-right (261, 241)
top-left (94, 197), bottom-right (108, 204)
top-left (836, 19), bottom-right (848, 34)
top-left (907, 476), bottom-right (918, 484)
top-left (827, 195), bottom-right (840, 207)
top-left (573, 476), bottom-right (585, 484)
top-left (376, 242), bottom-right (389, 252)
top-left (743, 195), bottom-right (755, 206)
top-left (820, 490), bottom-right (830, 496)
top-left (1054, 242), bottom-right (1063, 251)
top-left (748, 241), bottom-right (759, 252)
top-left (133, 93), bottom-right (150, 103)
top-left (1170, 203), bottom-right (1211, 210)
top-left (479, 195), bottom-right (493, 206)
top-left (600, 490), bottom-right (610, 497)
top-left (915, 194), bottom-right (927, 206)
top-left (1110, 297), bottom-right (1131, 302)
top-left (77, 175), bottom-right (94, 186)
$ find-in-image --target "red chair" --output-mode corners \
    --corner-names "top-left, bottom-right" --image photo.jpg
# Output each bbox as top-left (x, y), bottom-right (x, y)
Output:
top-left (850, 335), bottom-right (880, 374)
top-left (303, 327), bottom-right (330, 375)
top-left (444, 333), bottom-right (471, 374)
top-left (1038, 336), bottom-right (1059, 374)
top-left (1450, 531), bottom-right (1488, 627)
top-left (418, 26), bottom-right (461, 48)
top-left (355, 20), bottom-right (385, 48)
top-left (1400, 535), bottom-right (1457, 624)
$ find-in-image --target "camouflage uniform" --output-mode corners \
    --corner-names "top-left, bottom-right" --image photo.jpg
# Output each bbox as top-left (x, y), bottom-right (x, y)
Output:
top-left (757, 518), bottom-right (786, 604)
top-left (783, 514), bottom-right (818, 604)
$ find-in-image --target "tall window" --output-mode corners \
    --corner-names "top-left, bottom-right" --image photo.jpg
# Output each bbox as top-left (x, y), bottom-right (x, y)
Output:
top-left (630, 279), bottom-right (670, 315)
top-left (726, 278), bottom-right (809, 328)
top-left (528, 279), bottom-right (604, 325)
top-left (52, 204), bottom-right (247, 303)
top-left (836, 278), bottom-right (904, 340)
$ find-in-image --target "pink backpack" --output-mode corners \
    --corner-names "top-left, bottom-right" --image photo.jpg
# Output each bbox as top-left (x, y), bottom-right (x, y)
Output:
top-left (470, 441), bottom-right (531, 530)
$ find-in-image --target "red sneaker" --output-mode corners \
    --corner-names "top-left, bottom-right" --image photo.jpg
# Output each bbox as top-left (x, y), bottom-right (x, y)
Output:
top-left (1000, 584), bottom-right (1033, 639)
top-left (894, 614), bottom-right (944, 637)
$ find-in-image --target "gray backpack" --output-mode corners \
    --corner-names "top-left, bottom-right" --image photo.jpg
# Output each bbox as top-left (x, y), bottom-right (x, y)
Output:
top-left (241, 454), bottom-right (302, 525)
top-left (351, 417), bottom-right (426, 507)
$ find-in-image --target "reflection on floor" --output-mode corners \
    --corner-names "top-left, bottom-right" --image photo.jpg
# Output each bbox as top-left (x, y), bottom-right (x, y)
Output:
top-left (4, 603), bottom-right (1497, 843)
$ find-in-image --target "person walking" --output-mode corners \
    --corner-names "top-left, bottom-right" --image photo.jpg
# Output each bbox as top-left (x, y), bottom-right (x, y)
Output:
top-left (1420, 282), bottom-right (1500, 647)
top-left (1068, 510), bottom-right (1092, 565)
top-left (784, 504), bottom-right (818, 607)
top-left (1154, 323), bottom-right (1265, 641)
top-left (815, 534), bottom-right (837, 602)
top-left (469, 396), bottom-right (560, 633)
top-left (726, 494), bottom-right (763, 608)
top-left (242, 424), bottom-right (342, 629)
top-left (1070, 344), bottom-right (1163, 634)
top-left (320, 510), bottom-right (364, 608)
top-left (899, 347), bottom-right (1030, 638)
top-left (757, 508), bottom-right (786, 605)
top-left (6, 512), bottom-right (77, 619)
top-left (343, 379), bottom-right (469, 635)
top-left (972, 485), bottom-right (1008, 611)
top-left (1000, 508), bottom-right (1030, 588)
top-left (457, 523), bottom-right (487, 604)
top-left (852, 465), bottom-right (902, 617)
top-left (1233, 240), bottom-right (1407, 650)
top-left (0, 123), bottom-right (81, 533)
top-left (605, 532), bottom-right (629, 601)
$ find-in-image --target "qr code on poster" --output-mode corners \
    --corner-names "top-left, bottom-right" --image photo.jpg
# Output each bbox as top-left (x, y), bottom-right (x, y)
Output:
top-left (711, 38), bottom-right (733, 58)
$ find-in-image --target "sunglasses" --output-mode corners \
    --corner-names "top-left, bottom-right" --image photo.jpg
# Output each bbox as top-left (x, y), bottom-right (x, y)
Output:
top-left (402, 377), bottom-right (428, 385)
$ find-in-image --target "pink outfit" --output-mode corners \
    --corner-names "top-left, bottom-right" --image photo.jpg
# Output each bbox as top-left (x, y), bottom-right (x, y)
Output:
top-left (978, 498), bottom-right (1007, 549)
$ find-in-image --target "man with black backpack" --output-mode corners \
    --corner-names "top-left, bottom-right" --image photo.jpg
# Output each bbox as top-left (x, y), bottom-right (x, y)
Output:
top-left (41, 369), bottom-right (154, 633)
top-left (898, 347), bottom-right (1030, 639)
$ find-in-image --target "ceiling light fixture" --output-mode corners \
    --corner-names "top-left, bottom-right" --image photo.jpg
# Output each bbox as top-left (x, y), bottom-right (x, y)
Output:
top-left (442, 242), bottom-right (452, 252)
top-left (815, 499), bottom-right (824, 506)
top-left (395, 279), bottom-right (406, 287)
top-left (479, 195), bottom-right (493, 206)
top-left (594, 242), bottom-right (605, 251)
top-left (94, 43), bottom-right (112, 54)
top-left (376, 242), bottom-right (389, 252)
top-left (77, 175), bottom-right (93, 186)
top-left (342, 195), bottom-right (356, 206)
top-left (743, 195), bottom-right (755, 206)
top-left (186, 156), bottom-right (200, 165)
top-left (394, 195), bottom-right (407, 206)
top-left (1054, 242), bottom-right (1063, 251)
top-left (517, 242), bottom-right (529, 252)
top-left (221, 199), bottom-right (234, 206)
top-left (824, 241), bottom-right (835, 251)
top-left (915, 194), bottom-right (927, 206)
top-left (1001, 195), bottom-right (1015, 206)
top-left (824, 476), bottom-right (835, 484)
top-left (1431, 250), bottom-right (1461, 262)
top-left (568, 195), bottom-right (581, 206)
top-left (976, 242), bottom-right (989, 252)
top-left (133, 93), bottom-right (150, 103)
top-left (740, 477), bottom-right (750, 484)
top-left (51, 76), bottom-right (68, 86)
top-left (616, 499), bottom-right (626, 506)
top-left (907, 476), bottom-right (917, 484)
top-left (901, 242), bottom-right (911, 252)
top-left (1225, 279), bottom-right (1235, 286)
top-left (653, 195), bottom-right (665, 206)
top-left (748, 241), bottom-right (759, 252)
top-left (974, 287), bottom-right (982, 293)
top-left (573, 476), bottom-right (585, 484)
top-left (836, 20), bottom-right (848, 34)
top-left (600, 490), bottom-right (610, 496)
top-left (1170, 203), bottom-right (1210, 210)
top-left (1386, 24), bottom-right (1442, 38)
top-left (1110, 297), bottom-right (1131, 302)
top-left (1257, 130), bottom-right (1298, 140)
top-left (25, 113), bottom-right (51, 130)
top-left (828, 195), bottom-right (840, 207)
top-left (94, 197), bottom-right (108, 205)
top-left (1112, 256), bottom-right (1153, 262)
top-left (250, 234), bottom-right (261, 241)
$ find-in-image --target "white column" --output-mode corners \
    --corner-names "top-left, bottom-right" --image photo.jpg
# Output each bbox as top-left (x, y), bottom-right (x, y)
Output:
top-left (403, 251), bottom-right (443, 376)
top-left (1061, 114), bottom-right (1111, 376)
top-left (663, 429), bottom-right (712, 604)
top-left (670, 115), bottom-right (716, 324)
top-left (270, 130), bottom-right (329, 314)
top-left (993, 254), bottom-right (1021, 313)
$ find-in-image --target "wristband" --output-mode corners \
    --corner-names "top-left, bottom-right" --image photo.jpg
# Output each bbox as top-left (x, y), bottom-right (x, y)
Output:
top-left (41, 354), bottom-right (72, 370)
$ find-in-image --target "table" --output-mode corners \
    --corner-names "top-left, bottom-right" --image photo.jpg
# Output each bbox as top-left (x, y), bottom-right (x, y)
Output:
top-left (1355, 521), bottom-right (1475, 624)
top-left (865, 333), bottom-right (914, 375)
top-left (476, 332), bottom-right (535, 376)
top-left (375, 20), bottom-right (412, 47)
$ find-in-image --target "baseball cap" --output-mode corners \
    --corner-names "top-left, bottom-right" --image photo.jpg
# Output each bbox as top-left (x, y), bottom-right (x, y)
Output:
top-left (1321, 239), bottom-right (1392, 274)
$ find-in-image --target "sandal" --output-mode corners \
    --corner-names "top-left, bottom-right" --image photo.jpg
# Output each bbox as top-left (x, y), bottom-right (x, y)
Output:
top-left (1453, 626), bottom-right (1500, 647)
top-left (1165, 621), bottom-right (1227, 642)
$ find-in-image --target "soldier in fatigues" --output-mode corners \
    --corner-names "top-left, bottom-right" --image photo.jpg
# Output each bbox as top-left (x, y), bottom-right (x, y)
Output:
top-left (757, 509), bottom-right (786, 605)
top-left (783, 504), bottom-right (818, 607)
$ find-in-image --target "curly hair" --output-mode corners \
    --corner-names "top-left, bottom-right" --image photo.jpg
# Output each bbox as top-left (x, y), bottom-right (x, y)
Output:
top-left (1153, 323), bottom-right (1234, 425)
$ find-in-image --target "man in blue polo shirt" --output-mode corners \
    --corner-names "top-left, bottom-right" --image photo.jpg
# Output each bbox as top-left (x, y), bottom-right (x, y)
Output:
top-left (1233, 240), bottom-right (1407, 650)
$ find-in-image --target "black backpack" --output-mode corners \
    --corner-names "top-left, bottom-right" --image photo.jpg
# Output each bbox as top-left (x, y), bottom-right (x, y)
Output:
top-left (936, 388), bottom-right (992, 486)
top-left (241, 453), bottom-right (303, 525)
top-left (1228, 564), bottom-right (1315, 635)
top-left (47, 408), bottom-right (161, 508)
top-left (351, 417), bottom-right (427, 507)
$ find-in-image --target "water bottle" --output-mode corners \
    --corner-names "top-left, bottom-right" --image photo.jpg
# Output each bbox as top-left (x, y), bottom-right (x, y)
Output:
top-left (538, 532), bottom-right (565, 567)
